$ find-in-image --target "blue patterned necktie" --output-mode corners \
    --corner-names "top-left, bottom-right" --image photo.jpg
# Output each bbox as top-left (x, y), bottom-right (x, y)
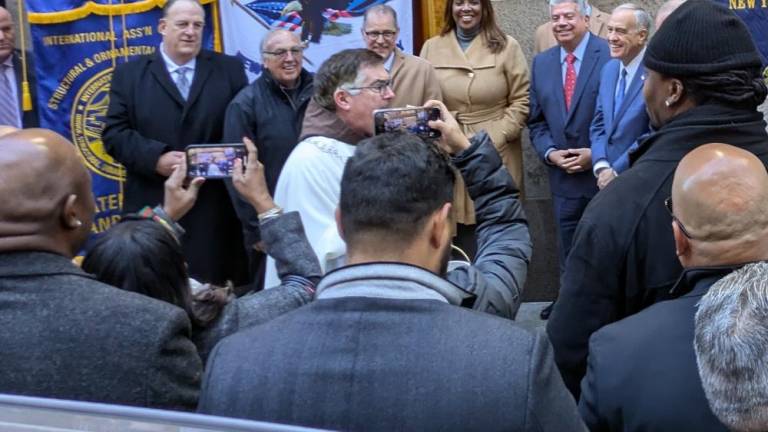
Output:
top-left (0, 64), bottom-right (20, 127)
top-left (614, 68), bottom-right (627, 117)
top-left (175, 67), bottom-right (190, 100)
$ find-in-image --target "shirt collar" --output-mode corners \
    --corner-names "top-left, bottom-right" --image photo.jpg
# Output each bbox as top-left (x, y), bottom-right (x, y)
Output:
top-left (620, 46), bottom-right (646, 79)
top-left (383, 51), bottom-right (395, 72)
top-left (668, 264), bottom-right (748, 297)
top-left (560, 32), bottom-right (591, 64)
top-left (159, 43), bottom-right (196, 73)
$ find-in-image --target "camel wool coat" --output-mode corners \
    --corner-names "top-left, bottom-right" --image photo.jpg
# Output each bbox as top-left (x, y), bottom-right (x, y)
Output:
top-left (421, 32), bottom-right (530, 224)
top-left (390, 48), bottom-right (443, 108)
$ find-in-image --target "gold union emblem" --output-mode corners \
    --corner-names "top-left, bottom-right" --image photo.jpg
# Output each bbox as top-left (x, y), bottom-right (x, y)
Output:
top-left (71, 67), bottom-right (125, 181)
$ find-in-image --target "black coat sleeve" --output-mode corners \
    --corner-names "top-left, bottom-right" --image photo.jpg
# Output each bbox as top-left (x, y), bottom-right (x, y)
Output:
top-left (447, 131), bottom-right (533, 319)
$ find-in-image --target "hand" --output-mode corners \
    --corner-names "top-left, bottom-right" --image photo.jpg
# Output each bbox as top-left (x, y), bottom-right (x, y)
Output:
top-left (424, 100), bottom-right (471, 155)
top-left (547, 149), bottom-right (577, 169)
top-left (561, 148), bottom-right (592, 174)
top-left (162, 158), bottom-right (205, 221)
top-left (232, 137), bottom-right (276, 214)
top-left (597, 168), bottom-right (617, 189)
top-left (156, 151), bottom-right (185, 177)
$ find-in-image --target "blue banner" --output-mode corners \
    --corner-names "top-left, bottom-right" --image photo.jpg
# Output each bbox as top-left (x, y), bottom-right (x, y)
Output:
top-left (719, 0), bottom-right (768, 65)
top-left (26, 0), bottom-right (217, 241)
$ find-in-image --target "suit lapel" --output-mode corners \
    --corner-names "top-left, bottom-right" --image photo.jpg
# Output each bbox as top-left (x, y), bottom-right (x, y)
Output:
top-left (11, 53), bottom-right (23, 116)
top-left (611, 66), bottom-right (645, 134)
top-left (565, 36), bottom-right (600, 125)
top-left (184, 51), bottom-right (212, 115)
top-left (546, 48), bottom-right (568, 122)
top-left (149, 52), bottom-right (186, 107)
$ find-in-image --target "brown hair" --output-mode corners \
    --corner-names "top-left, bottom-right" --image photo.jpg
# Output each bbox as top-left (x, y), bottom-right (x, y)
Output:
top-left (440, 0), bottom-right (507, 54)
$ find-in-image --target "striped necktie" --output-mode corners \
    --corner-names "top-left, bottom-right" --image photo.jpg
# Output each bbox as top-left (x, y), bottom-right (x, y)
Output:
top-left (0, 64), bottom-right (20, 127)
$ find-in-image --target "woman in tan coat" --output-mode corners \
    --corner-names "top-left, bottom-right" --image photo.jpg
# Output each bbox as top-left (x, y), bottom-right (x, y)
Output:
top-left (421, 0), bottom-right (529, 254)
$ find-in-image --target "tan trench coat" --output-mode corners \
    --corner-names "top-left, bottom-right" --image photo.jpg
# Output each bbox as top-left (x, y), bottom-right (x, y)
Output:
top-left (390, 49), bottom-right (444, 108)
top-left (420, 32), bottom-right (530, 225)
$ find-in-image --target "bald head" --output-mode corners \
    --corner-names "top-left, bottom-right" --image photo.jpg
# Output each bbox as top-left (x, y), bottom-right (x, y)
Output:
top-left (655, 0), bottom-right (685, 29)
top-left (672, 143), bottom-right (768, 265)
top-left (0, 129), bottom-right (94, 257)
top-left (0, 125), bottom-right (19, 138)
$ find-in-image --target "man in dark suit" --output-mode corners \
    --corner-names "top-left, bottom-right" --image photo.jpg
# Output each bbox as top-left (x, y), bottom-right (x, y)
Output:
top-left (528, 0), bottom-right (610, 319)
top-left (103, 0), bottom-right (249, 285)
top-left (0, 129), bottom-right (200, 410)
top-left (0, 6), bottom-right (38, 128)
top-left (589, 3), bottom-right (651, 190)
top-left (578, 143), bottom-right (768, 431)
top-left (196, 104), bottom-right (577, 431)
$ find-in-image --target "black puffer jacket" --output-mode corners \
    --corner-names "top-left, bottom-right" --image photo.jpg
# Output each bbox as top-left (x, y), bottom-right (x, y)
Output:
top-left (548, 104), bottom-right (768, 397)
top-left (223, 69), bottom-right (314, 246)
top-left (448, 131), bottom-right (532, 319)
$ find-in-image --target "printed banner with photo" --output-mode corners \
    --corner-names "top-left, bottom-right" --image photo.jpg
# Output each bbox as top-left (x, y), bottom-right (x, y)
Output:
top-left (220, 0), bottom-right (413, 80)
top-left (26, 0), bottom-right (217, 243)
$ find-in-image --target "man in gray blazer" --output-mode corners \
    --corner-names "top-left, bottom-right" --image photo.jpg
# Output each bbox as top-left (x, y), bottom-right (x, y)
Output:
top-left (0, 129), bottom-right (200, 410)
top-left (197, 102), bottom-right (582, 431)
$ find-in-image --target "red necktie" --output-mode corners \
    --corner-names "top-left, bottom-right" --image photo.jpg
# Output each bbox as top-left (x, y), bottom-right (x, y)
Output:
top-left (564, 53), bottom-right (577, 111)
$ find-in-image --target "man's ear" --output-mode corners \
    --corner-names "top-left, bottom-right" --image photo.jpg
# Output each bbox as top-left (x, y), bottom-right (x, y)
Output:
top-left (428, 203), bottom-right (452, 249)
top-left (334, 89), bottom-right (352, 112)
top-left (62, 194), bottom-right (84, 230)
top-left (672, 221), bottom-right (690, 259)
top-left (584, 14), bottom-right (590, 25)
top-left (158, 19), bottom-right (167, 36)
top-left (668, 78), bottom-right (685, 106)
top-left (335, 206), bottom-right (345, 241)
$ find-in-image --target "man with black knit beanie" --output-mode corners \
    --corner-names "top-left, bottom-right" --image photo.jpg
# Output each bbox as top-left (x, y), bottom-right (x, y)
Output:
top-left (548, 0), bottom-right (768, 401)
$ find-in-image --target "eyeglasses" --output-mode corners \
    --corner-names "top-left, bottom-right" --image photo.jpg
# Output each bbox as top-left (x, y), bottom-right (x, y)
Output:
top-left (345, 79), bottom-right (393, 96)
top-left (263, 46), bottom-right (304, 59)
top-left (664, 197), bottom-right (695, 239)
top-left (364, 30), bottom-right (397, 40)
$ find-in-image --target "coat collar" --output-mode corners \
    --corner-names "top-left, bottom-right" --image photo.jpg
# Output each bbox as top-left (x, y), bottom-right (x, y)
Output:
top-left (148, 49), bottom-right (213, 111)
top-left (668, 264), bottom-right (747, 297)
top-left (0, 251), bottom-right (94, 279)
top-left (425, 31), bottom-right (496, 71)
top-left (634, 104), bottom-right (768, 163)
top-left (316, 262), bottom-right (476, 308)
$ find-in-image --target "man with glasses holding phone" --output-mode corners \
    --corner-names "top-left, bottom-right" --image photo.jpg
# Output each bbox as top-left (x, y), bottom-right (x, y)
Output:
top-left (361, 5), bottom-right (441, 108)
top-left (223, 29), bottom-right (313, 288)
top-left (262, 48), bottom-right (394, 288)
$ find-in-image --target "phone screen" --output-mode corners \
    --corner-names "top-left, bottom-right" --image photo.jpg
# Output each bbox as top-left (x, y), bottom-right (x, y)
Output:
top-left (373, 107), bottom-right (442, 139)
top-left (185, 144), bottom-right (247, 179)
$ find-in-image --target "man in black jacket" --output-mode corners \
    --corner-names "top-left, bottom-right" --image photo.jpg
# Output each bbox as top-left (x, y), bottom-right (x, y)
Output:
top-left (0, 129), bottom-right (200, 410)
top-left (103, 0), bottom-right (248, 286)
top-left (578, 143), bottom-right (768, 431)
top-left (223, 29), bottom-right (313, 287)
top-left (195, 104), bottom-right (569, 431)
top-left (548, 0), bottom-right (768, 398)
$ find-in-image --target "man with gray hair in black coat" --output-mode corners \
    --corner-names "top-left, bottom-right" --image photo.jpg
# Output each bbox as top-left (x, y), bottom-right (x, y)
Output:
top-left (0, 129), bottom-right (200, 410)
top-left (196, 101), bottom-right (582, 431)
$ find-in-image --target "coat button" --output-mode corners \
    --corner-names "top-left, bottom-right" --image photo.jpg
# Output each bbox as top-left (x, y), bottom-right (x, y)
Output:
top-left (468, 72), bottom-right (474, 78)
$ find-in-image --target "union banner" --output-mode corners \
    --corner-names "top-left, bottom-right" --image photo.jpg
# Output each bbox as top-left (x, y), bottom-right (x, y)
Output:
top-left (26, 0), bottom-right (217, 240)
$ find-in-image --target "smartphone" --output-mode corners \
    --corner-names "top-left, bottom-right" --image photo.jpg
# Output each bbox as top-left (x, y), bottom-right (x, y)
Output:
top-left (185, 144), bottom-right (247, 179)
top-left (373, 107), bottom-right (442, 139)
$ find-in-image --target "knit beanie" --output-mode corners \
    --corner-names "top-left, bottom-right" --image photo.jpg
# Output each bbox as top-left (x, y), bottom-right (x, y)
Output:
top-left (644, 0), bottom-right (763, 77)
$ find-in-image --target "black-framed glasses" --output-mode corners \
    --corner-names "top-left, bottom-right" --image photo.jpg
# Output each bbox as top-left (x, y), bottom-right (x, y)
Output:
top-left (345, 79), bottom-right (393, 96)
top-left (665, 197), bottom-right (695, 239)
top-left (364, 30), bottom-right (397, 40)
top-left (262, 46), bottom-right (304, 59)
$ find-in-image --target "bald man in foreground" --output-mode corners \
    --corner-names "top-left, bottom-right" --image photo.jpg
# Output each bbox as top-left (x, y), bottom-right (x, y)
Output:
top-left (577, 143), bottom-right (767, 431)
top-left (0, 129), bottom-right (201, 409)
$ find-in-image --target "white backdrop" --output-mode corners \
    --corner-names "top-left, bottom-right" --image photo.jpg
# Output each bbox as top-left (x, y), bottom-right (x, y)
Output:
top-left (220, 0), bottom-right (414, 80)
